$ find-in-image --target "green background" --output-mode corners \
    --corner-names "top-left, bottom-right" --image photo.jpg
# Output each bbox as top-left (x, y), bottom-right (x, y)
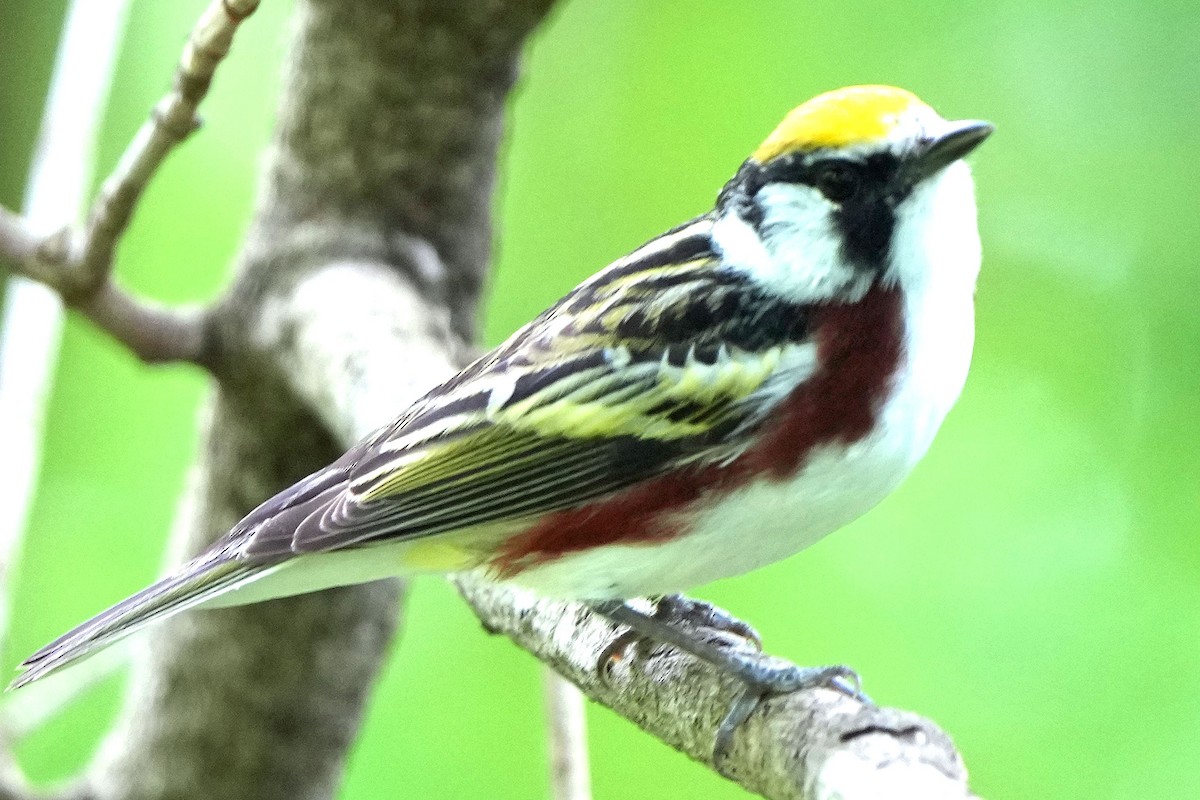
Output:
top-left (2, 1), bottom-right (1198, 797)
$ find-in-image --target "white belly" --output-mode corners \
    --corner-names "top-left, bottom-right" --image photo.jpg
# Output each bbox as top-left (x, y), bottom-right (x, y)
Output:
top-left (506, 410), bottom-right (922, 599)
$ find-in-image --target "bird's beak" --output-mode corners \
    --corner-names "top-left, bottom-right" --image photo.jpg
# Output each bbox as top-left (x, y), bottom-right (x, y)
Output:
top-left (905, 119), bottom-right (994, 184)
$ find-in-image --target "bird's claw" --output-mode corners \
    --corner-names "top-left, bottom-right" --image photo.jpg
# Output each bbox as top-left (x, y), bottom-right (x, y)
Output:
top-left (712, 661), bottom-right (866, 768)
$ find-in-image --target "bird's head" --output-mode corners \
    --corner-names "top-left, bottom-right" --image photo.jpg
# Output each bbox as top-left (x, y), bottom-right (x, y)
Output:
top-left (714, 85), bottom-right (992, 302)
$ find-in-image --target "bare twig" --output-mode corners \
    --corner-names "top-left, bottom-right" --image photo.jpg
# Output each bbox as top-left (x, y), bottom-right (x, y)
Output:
top-left (0, 0), bottom-right (262, 367)
top-left (76, 0), bottom-right (260, 289)
top-left (0, 210), bottom-right (205, 366)
top-left (544, 668), bottom-right (592, 800)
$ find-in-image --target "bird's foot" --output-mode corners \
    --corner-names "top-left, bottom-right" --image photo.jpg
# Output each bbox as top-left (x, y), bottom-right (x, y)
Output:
top-left (653, 594), bottom-right (764, 650)
top-left (596, 594), bottom-right (760, 674)
top-left (590, 597), bottom-right (868, 766)
top-left (710, 656), bottom-right (864, 764)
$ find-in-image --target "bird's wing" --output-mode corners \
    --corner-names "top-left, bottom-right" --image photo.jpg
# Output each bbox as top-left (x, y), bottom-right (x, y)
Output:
top-left (238, 217), bottom-right (818, 558)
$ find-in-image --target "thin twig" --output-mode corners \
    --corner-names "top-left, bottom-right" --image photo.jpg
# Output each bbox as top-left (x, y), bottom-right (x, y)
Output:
top-left (0, 0), bottom-right (262, 367)
top-left (76, 0), bottom-right (261, 290)
top-left (0, 200), bottom-right (206, 366)
top-left (543, 668), bottom-right (592, 800)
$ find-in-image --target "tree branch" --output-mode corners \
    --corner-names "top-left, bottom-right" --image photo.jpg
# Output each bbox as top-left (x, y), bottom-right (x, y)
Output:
top-left (0, 207), bottom-right (203, 365)
top-left (0, 0), bottom-right (262, 367)
top-left (91, 406), bottom-right (404, 800)
top-left (459, 578), bottom-right (976, 800)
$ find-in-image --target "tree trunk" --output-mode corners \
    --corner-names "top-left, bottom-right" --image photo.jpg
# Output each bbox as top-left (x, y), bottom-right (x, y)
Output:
top-left (90, 2), bottom-right (554, 797)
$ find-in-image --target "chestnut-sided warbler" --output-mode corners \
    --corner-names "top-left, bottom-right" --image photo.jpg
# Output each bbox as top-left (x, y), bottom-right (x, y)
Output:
top-left (14, 87), bottom-right (991, 738)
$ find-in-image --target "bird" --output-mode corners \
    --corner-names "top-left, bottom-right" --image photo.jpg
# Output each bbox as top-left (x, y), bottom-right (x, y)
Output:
top-left (14, 85), bottom-right (991, 747)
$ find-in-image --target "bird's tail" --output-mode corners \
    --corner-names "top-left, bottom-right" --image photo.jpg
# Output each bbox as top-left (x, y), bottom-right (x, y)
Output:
top-left (9, 555), bottom-right (269, 690)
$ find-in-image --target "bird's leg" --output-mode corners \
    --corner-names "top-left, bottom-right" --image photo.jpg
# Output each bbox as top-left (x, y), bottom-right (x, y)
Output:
top-left (596, 594), bottom-right (761, 673)
top-left (590, 597), bottom-right (867, 765)
top-left (652, 594), bottom-right (763, 650)
top-left (596, 594), bottom-right (761, 675)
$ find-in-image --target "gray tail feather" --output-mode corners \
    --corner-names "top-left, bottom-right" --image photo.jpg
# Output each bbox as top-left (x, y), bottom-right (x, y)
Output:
top-left (9, 556), bottom-right (258, 690)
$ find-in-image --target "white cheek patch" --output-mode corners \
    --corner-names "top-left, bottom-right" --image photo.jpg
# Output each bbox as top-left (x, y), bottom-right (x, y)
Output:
top-left (712, 185), bottom-right (870, 303)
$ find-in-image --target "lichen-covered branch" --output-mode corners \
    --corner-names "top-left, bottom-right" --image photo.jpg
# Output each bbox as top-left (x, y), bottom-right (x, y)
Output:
top-left (459, 578), bottom-right (976, 800)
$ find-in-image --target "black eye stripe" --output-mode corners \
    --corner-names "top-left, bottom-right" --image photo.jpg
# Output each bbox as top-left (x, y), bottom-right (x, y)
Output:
top-left (748, 151), bottom-right (902, 194)
top-left (757, 153), bottom-right (857, 189)
top-left (759, 153), bottom-right (816, 186)
top-left (814, 161), bottom-right (861, 202)
top-left (713, 150), bottom-right (909, 272)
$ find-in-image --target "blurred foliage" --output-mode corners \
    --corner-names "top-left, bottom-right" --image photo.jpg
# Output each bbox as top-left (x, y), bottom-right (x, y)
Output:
top-left (2, 0), bottom-right (1198, 798)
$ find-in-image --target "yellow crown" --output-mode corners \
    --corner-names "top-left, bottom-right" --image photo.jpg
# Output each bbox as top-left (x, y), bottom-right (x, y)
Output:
top-left (753, 85), bottom-right (930, 162)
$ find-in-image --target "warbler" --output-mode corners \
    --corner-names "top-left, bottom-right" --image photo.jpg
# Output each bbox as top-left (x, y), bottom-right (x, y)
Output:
top-left (14, 86), bottom-right (991, 738)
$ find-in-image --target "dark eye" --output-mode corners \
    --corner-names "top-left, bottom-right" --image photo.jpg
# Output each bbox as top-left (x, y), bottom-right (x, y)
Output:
top-left (814, 160), bottom-right (861, 203)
